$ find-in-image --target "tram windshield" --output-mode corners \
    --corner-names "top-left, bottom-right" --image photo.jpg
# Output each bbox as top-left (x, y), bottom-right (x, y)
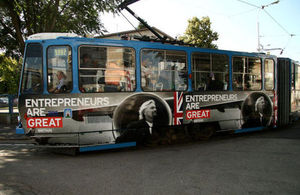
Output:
top-left (21, 44), bottom-right (43, 94)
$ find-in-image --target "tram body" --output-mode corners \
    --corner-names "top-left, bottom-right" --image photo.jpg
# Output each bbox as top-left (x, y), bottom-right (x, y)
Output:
top-left (16, 33), bottom-right (300, 151)
top-left (277, 58), bottom-right (300, 125)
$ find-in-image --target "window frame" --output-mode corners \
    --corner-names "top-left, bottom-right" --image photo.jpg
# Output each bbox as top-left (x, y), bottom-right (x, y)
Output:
top-left (21, 43), bottom-right (44, 94)
top-left (78, 45), bottom-right (136, 93)
top-left (264, 58), bottom-right (275, 91)
top-left (140, 48), bottom-right (188, 92)
top-left (232, 56), bottom-right (262, 91)
top-left (291, 62), bottom-right (295, 90)
top-left (295, 63), bottom-right (300, 91)
top-left (191, 52), bottom-right (229, 91)
top-left (46, 45), bottom-right (73, 94)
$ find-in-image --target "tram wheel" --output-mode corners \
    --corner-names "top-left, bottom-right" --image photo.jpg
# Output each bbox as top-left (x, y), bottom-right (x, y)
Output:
top-left (35, 137), bottom-right (49, 145)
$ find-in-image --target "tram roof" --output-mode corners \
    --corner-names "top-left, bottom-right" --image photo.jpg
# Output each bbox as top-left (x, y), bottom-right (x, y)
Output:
top-left (27, 33), bottom-right (81, 40)
top-left (26, 33), bottom-right (277, 58)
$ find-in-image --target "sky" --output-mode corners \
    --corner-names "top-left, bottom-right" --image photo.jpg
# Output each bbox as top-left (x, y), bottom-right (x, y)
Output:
top-left (100, 0), bottom-right (300, 61)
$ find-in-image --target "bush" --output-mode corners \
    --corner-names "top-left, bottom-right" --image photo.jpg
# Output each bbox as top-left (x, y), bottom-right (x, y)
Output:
top-left (0, 54), bottom-right (22, 94)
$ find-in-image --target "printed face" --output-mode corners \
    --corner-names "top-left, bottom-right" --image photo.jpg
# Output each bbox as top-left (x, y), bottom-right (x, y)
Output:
top-left (257, 97), bottom-right (265, 105)
top-left (144, 103), bottom-right (157, 122)
top-left (256, 97), bottom-right (266, 113)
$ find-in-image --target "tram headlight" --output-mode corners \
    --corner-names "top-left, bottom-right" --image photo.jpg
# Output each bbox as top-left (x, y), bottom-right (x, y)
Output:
top-left (17, 115), bottom-right (23, 128)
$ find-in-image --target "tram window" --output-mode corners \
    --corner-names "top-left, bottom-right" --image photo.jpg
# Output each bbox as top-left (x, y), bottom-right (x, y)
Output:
top-left (192, 53), bottom-right (229, 91)
top-left (47, 46), bottom-right (72, 93)
top-left (291, 63), bottom-right (295, 90)
top-left (193, 53), bottom-right (210, 72)
top-left (296, 64), bottom-right (300, 90)
top-left (21, 44), bottom-right (43, 94)
top-left (232, 57), bottom-right (261, 91)
top-left (141, 49), bottom-right (187, 91)
top-left (264, 59), bottom-right (274, 90)
top-left (79, 46), bottom-right (135, 92)
top-left (212, 54), bottom-right (229, 72)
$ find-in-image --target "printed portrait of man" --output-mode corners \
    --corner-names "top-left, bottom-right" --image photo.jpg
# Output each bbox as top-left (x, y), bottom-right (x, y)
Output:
top-left (115, 99), bottom-right (160, 145)
top-left (242, 93), bottom-right (272, 128)
top-left (255, 96), bottom-right (272, 126)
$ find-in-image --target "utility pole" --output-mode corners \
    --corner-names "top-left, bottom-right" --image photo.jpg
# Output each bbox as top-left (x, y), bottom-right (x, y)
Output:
top-left (257, 0), bottom-right (280, 52)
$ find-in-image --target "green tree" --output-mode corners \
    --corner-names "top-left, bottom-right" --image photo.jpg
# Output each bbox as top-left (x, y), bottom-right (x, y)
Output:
top-left (137, 22), bottom-right (146, 30)
top-left (0, 0), bottom-right (122, 57)
top-left (179, 16), bottom-right (219, 49)
top-left (0, 54), bottom-right (22, 94)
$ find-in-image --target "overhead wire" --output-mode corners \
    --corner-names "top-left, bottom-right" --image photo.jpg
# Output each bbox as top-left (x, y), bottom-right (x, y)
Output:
top-left (262, 9), bottom-right (290, 36)
top-left (106, 2), bottom-right (143, 37)
top-left (236, 0), bottom-right (260, 9)
top-left (280, 33), bottom-right (296, 54)
top-left (228, 7), bottom-right (257, 18)
top-left (236, 0), bottom-right (296, 55)
top-left (261, 4), bottom-right (295, 55)
top-left (236, 0), bottom-right (293, 36)
top-left (118, 11), bottom-right (143, 36)
top-left (107, 0), bottom-right (296, 54)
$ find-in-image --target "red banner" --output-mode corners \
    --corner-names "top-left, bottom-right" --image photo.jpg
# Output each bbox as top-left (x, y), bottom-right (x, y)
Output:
top-left (186, 110), bottom-right (210, 120)
top-left (27, 117), bottom-right (63, 128)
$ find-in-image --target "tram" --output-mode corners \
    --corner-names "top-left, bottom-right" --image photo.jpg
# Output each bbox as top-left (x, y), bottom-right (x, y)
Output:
top-left (15, 32), bottom-right (300, 152)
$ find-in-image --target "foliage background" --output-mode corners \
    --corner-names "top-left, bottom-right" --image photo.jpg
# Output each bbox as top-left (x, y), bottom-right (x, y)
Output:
top-left (0, 54), bottom-right (21, 94)
top-left (0, 0), bottom-right (121, 57)
top-left (179, 16), bottom-right (219, 49)
top-left (0, 0), bottom-right (121, 94)
top-left (0, 1), bottom-right (219, 94)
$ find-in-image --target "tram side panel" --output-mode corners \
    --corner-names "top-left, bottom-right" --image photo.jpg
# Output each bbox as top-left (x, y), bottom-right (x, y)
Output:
top-left (19, 90), bottom-right (275, 146)
top-left (18, 92), bottom-right (174, 145)
top-left (181, 91), bottom-right (274, 131)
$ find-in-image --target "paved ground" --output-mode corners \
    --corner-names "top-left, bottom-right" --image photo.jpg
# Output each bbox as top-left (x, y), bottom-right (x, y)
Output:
top-left (0, 121), bottom-right (299, 194)
top-left (0, 124), bottom-right (34, 144)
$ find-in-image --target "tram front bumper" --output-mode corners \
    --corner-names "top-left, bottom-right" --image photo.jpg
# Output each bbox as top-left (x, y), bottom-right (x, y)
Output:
top-left (16, 127), bottom-right (25, 134)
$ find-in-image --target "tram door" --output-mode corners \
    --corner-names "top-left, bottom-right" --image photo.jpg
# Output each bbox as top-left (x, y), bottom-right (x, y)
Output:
top-left (277, 58), bottom-right (291, 126)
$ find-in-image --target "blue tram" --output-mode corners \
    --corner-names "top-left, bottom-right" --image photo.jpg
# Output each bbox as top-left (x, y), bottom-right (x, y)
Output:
top-left (16, 33), bottom-right (300, 152)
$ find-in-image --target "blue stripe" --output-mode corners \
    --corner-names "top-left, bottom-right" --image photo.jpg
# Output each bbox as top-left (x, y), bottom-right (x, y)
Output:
top-left (79, 142), bottom-right (136, 152)
top-left (16, 128), bottom-right (25, 134)
top-left (234, 127), bottom-right (265, 134)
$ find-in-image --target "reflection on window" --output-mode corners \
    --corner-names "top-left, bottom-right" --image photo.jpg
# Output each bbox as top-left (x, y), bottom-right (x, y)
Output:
top-left (47, 46), bottom-right (72, 93)
top-left (79, 46), bottom-right (135, 92)
top-left (264, 59), bottom-right (274, 90)
top-left (233, 57), bottom-right (261, 91)
top-left (192, 53), bottom-right (229, 91)
top-left (141, 49), bottom-right (187, 91)
top-left (296, 63), bottom-right (300, 90)
top-left (21, 44), bottom-right (43, 94)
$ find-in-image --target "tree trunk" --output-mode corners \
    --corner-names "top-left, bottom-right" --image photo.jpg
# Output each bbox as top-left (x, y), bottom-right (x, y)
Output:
top-left (5, 0), bottom-right (25, 54)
